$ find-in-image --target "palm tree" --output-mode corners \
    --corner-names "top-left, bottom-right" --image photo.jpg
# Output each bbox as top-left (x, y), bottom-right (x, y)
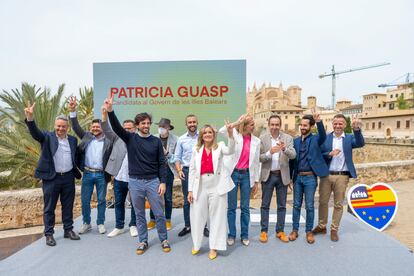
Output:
top-left (0, 83), bottom-right (94, 189)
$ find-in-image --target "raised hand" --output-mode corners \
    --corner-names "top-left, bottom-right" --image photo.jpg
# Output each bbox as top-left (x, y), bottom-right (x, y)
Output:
top-left (68, 96), bottom-right (77, 112)
top-left (351, 114), bottom-right (360, 129)
top-left (225, 119), bottom-right (234, 138)
top-left (311, 108), bottom-right (321, 122)
top-left (24, 101), bottom-right (36, 120)
top-left (101, 105), bottom-right (107, 122)
top-left (104, 95), bottom-right (114, 112)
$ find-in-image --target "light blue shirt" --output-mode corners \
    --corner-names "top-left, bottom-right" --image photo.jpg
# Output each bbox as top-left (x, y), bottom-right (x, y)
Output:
top-left (174, 131), bottom-right (198, 167)
top-left (85, 136), bottom-right (105, 170)
top-left (53, 135), bottom-right (73, 173)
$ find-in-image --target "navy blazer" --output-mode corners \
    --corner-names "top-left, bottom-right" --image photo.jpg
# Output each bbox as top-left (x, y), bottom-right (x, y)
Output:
top-left (25, 119), bottom-right (81, 180)
top-left (291, 121), bottom-right (329, 182)
top-left (321, 129), bottom-right (365, 178)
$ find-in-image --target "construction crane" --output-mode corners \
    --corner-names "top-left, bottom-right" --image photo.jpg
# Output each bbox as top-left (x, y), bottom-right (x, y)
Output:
top-left (378, 73), bottom-right (413, 88)
top-left (319, 62), bottom-right (391, 108)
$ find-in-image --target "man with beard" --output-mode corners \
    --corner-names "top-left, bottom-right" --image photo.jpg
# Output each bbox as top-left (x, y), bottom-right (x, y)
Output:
top-left (289, 110), bottom-right (329, 244)
top-left (174, 115), bottom-right (209, 237)
top-left (24, 102), bottom-right (81, 246)
top-left (69, 96), bottom-right (113, 235)
top-left (105, 96), bottom-right (171, 255)
top-left (312, 114), bottom-right (364, 241)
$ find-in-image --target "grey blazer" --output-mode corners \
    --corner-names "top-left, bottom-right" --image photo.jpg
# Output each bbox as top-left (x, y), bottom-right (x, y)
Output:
top-left (155, 133), bottom-right (178, 177)
top-left (259, 132), bottom-right (296, 185)
top-left (101, 120), bottom-right (127, 177)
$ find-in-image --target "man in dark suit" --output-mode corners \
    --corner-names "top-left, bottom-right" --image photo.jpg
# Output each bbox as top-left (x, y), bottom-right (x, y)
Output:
top-left (289, 110), bottom-right (329, 244)
top-left (312, 114), bottom-right (365, 241)
top-left (68, 96), bottom-right (113, 235)
top-left (24, 102), bottom-right (81, 246)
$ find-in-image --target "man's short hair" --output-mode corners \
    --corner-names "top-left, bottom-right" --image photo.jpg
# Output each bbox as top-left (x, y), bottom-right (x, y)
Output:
top-left (333, 114), bottom-right (347, 121)
top-left (268, 115), bottom-right (282, 125)
top-left (135, 112), bottom-right (152, 125)
top-left (185, 114), bottom-right (197, 122)
top-left (55, 115), bottom-right (68, 122)
top-left (302, 115), bottom-right (315, 126)
top-left (91, 119), bottom-right (102, 125)
top-left (123, 119), bottom-right (135, 125)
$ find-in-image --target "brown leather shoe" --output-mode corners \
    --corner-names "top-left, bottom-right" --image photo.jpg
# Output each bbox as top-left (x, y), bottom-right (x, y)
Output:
top-left (331, 229), bottom-right (339, 242)
top-left (288, 231), bottom-right (298, 241)
top-left (312, 225), bottom-right (327, 235)
top-left (276, 232), bottom-right (289, 243)
top-left (306, 232), bottom-right (315, 244)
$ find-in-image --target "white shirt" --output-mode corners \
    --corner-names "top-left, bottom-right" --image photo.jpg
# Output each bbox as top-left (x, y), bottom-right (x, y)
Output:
top-left (54, 135), bottom-right (73, 173)
top-left (115, 154), bottom-right (129, 182)
top-left (329, 132), bottom-right (349, 172)
top-left (265, 134), bottom-right (281, 171)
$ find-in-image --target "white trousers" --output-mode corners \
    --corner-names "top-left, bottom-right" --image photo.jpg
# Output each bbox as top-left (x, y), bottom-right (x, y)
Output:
top-left (190, 173), bottom-right (228, 251)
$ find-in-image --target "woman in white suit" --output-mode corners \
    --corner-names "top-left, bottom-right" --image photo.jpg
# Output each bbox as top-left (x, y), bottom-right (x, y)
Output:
top-left (219, 114), bottom-right (261, 246)
top-left (188, 123), bottom-right (235, 260)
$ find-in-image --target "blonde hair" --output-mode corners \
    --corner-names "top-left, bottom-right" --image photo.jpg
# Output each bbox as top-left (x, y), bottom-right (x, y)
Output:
top-left (237, 115), bottom-right (254, 135)
top-left (196, 125), bottom-right (218, 152)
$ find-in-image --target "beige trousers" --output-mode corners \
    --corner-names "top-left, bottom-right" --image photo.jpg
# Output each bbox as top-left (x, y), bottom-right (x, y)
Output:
top-left (190, 174), bottom-right (228, 251)
top-left (318, 175), bottom-right (349, 231)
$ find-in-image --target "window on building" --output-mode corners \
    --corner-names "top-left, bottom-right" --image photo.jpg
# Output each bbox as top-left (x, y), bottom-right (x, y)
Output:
top-left (366, 123), bottom-right (369, 130)
top-left (378, 104), bottom-right (381, 108)
top-left (372, 122), bottom-right (375, 129)
top-left (389, 103), bottom-right (394, 110)
top-left (285, 115), bottom-right (288, 120)
top-left (397, 121), bottom-right (400, 129)
top-left (383, 103), bottom-right (386, 107)
top-left (406, 120), bottom-right (410, 128)
top-left (396, 94), bottom-right (398, 98)
top-left (390, 95), bottom-right (393, 98)
top-left (378, 122), bottom-right (382, 129)
top-left (285, 124), bottom-right (288, 131)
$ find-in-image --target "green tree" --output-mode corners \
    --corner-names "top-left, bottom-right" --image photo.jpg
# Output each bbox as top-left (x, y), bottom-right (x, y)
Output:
top-left (345, 116), bottom-right (352, 133)
top-left (0, 83), bottom-right (94, 189)
top-left (396, 94), bottom-right (408, 110)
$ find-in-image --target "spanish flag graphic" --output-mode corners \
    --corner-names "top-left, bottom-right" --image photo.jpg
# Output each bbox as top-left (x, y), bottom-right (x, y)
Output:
top-left (349, 184), bottom-right (397, 230)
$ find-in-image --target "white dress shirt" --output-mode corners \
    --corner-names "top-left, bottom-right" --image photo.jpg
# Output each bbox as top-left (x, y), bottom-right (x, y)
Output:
top-left (54, 135), bottom-right (73, 173)
top-left (265, 134), bottom-right (281, 171)
top-left (115, 154), bottom-right (129, 182)
top-left (329, 132), bottom-right (349, 172)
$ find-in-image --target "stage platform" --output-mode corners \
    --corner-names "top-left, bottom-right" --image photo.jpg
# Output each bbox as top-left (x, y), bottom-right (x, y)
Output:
top-left (1, 208), bottom-right (413, 276)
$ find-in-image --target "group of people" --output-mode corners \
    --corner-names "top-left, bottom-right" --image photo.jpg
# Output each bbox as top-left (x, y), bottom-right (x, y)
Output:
top-left (24, 95), bottom-right (364, 260)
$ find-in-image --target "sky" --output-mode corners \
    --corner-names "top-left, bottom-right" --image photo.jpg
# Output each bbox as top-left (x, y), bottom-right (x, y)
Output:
top-left (1, 0), bottom-right (412, 107)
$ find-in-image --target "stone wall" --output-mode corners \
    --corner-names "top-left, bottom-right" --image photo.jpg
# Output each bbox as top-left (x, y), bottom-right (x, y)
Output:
top-left (353, 143), bottom-right (414, 164)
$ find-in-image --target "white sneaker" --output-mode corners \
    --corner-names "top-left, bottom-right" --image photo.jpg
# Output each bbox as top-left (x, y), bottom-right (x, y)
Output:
top-left (98, 224), bottom-right (106, 234)
top-left (79, 223), bottom-right (92, 234)
top-left (130, 226), bottom-right (138, 237)
top-left (107, 228), bottom-right (124, 238)
top-left (241, 239), bottom-right (250, 246)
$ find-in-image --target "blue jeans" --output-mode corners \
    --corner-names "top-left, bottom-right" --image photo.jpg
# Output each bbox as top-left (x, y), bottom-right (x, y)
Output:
top-left (129, 177), bottom-right (167, 243)
top-left (150, 167), bottom-right (174, 220)
top-left (114, 179), bottom-right (136, 229)
top-left (228, 170), bottom-right (251, 239)
top-left (292, 175), bottom-right (318, 232)
top-left (260, 174), bottom-right (288, 233)
top-left (81, 171), bottom-right (107, 225)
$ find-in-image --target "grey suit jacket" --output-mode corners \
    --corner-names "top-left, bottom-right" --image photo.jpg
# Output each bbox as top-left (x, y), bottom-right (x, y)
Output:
top-left (259, 132), bottom-right (296, 185)
top-left (155, 133), bottom-right (178, 177)
top-left (101, 120), bottom-right (127, 177)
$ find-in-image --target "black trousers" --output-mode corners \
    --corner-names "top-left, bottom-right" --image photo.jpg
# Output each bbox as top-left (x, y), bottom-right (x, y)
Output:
top-left (42, 172), bottom-right (75, 236)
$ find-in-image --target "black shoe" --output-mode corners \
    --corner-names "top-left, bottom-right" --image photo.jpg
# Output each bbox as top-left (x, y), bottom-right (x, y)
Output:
top-left (203, 227), bottom-right (210, 237)
top-left (64, 230), bottom-right (80, 240)
top-left (178, 227), bottom-right (191, 237)
top-left (46, 235), bottom-right (56, 246)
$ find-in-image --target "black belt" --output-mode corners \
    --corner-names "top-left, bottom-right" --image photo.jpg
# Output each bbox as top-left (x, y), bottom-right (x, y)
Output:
top-left (298, 171), bottom-right (314, 176)
top-left (330, 171), bottom-right (350, 176)
top-left (234, 168), bottom-right (249, 173)
top-left (56, 171), bottom-right (72, 176)
top-left (270, 170), bottom-right (281, 175)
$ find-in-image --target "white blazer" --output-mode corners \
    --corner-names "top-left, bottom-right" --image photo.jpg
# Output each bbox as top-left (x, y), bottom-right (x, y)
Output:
top-left (218, 126), bottom-right (261, 187)
top-left (188, 139), bottom-right (235, 201)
